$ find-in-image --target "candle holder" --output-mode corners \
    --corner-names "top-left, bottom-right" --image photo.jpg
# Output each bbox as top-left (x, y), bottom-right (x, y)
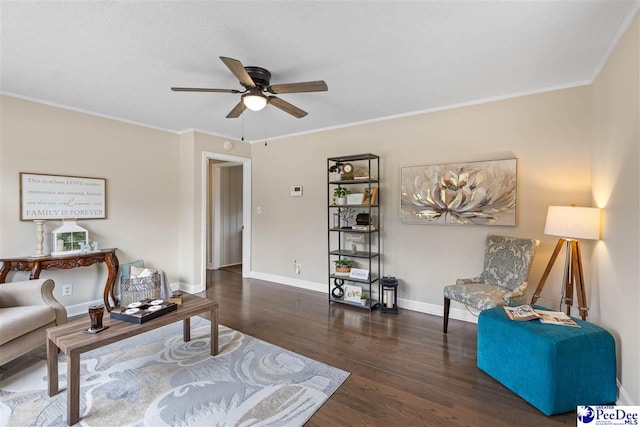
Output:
top-left (380, 276), bottom-right (399, 314)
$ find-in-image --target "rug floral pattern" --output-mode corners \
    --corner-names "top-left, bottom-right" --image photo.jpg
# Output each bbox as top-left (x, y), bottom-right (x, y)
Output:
top-left (0, 318), bottom-right (349, 426)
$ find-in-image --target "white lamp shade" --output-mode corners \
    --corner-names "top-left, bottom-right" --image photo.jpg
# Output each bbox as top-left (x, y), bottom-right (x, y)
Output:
top-left (242, 93), bottom-right (267, 111)
top-left (544, 205), bottom-right (601, 240)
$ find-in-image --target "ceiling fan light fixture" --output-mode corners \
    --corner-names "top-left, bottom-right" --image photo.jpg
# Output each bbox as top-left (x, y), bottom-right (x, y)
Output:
top-left (242, 92), bottom-right (267, 111)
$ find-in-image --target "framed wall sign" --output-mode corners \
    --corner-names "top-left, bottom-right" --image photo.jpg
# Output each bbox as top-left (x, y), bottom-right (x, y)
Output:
top-left (20, 173), bottom-right (107, 220)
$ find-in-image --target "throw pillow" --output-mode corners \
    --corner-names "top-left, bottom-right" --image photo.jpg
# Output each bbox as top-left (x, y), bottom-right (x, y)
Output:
top-left (130, 266), bottom-right (158, 278)
top-left (119, 259), bottom-right (144, 279)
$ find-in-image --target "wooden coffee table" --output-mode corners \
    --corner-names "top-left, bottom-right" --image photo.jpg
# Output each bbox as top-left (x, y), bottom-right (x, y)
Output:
top-left (46, 293), bottom-right (219, 426)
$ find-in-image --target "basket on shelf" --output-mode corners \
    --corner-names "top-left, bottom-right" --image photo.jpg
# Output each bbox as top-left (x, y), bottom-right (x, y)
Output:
top-left (336, 266), bottom-right (351, 273)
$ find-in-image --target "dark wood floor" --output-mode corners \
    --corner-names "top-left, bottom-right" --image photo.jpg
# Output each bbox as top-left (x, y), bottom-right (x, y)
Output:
top-left (205, 269), bottom-right (575, 427)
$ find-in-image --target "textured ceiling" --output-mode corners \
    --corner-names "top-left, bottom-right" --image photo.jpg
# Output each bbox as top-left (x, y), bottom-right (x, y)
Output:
top-left (1, 1), bottom-right (637, 142)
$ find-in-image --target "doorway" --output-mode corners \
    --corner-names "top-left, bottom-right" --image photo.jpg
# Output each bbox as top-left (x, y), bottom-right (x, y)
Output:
top-left (209, 162), bottom-right (243, 271)
top-left (200, 151), bottom-right (251, 289)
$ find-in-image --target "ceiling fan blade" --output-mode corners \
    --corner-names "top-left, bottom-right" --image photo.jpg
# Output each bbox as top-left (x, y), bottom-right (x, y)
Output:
top-left (268, 96), bottom-right (308, 118)
top-left (267, 80), bottom-right (328, 94)
top-left (171, 87), bottom-right (241, 93)
top-left (226, 101), bottom-right (246, 118)
top-left (219, 56), bottom-right (255, 88)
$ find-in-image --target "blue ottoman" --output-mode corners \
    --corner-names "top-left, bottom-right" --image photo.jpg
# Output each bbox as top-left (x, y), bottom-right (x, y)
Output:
top-left (477, 306), bottom-right (617, 415)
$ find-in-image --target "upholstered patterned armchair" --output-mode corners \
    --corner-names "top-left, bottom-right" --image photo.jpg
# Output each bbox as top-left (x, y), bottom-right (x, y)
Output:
top-left (443, 235), bottom-right (539, 333)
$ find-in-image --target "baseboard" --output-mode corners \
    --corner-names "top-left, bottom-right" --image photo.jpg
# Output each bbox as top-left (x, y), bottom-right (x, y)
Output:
top-left (248, 271), bottom-right (326, 293)
top-left (175, 282), bottom-right (204, 294)
top-left (398, 298), bottom-right (479, 324)
top-left (616, 379), bottom-right (635, 405)
top-left (247, 271), bottom-right (478, 324)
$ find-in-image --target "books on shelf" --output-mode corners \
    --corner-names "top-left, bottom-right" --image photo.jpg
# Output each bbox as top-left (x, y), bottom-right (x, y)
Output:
top-left (503, 305), bottom-right (580, 327)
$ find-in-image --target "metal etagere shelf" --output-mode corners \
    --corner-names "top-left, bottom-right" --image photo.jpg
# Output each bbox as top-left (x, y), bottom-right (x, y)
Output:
top-left (327, 153), bottom-right (380, 311)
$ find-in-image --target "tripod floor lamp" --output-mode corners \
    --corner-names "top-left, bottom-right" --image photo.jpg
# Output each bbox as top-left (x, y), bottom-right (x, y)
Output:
top-left (531, 205), bottom-right (601, 320)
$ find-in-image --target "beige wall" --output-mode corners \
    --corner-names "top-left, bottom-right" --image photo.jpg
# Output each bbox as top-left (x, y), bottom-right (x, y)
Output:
top-left (251, 86), bottom-right (593, 314)
top-left (591, 13), bottom-right (639, 405)
top-left (0, 98), bottom-right (251, 304)
top-left (0, 96), bottom-right (181, 305)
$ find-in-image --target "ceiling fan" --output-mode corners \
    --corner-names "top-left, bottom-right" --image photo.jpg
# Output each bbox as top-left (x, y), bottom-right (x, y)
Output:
top-left (171, 56), bottom-right (328, 119)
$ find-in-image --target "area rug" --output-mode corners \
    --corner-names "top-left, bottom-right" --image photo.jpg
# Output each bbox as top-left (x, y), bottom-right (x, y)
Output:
top-left (0, 318), bottom-right (349, 426)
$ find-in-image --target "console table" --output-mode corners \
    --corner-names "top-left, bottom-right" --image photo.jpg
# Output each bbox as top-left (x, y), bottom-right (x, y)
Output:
top-left (0, 248), bottom-right (119, 311)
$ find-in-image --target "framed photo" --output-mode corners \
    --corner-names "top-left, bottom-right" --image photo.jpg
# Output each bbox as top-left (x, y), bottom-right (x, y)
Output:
top-left (20, 173), bottom-right (107, 220)
top-left (400, 158), bottom-right (516, 226)
top-left (361, 187), bottom-right (377, 205)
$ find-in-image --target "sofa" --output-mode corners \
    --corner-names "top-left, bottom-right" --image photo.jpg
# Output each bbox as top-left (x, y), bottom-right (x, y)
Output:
top-left (0, 279), bottom-right (67, 365)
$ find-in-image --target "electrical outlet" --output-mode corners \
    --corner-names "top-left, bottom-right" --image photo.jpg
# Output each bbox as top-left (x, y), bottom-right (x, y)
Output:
top-left (296, 263), bottom-right (301, 275)
top-left (62, 284), bottom-right (72, 296)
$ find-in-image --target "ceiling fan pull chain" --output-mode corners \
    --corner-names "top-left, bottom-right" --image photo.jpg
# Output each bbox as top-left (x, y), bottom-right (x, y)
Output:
top-left (264, 115), bottom-right (268, 146)
top-left (241, 114), bottom-right (244, 142)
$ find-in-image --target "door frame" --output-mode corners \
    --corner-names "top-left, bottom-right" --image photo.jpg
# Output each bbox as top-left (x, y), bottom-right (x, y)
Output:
top-left (200, 151), bottom-right (251, 288)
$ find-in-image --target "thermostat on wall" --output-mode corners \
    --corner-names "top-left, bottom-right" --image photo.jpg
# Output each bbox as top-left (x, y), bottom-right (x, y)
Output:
top-left (290, 185), bottom-right (303, 197)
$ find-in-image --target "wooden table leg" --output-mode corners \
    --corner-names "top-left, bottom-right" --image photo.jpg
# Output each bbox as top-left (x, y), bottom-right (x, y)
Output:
top-left (211, 308), bottom-right (218, 356)
top-left (29, 261), bottom-right (42, 280)
top-left (67, 353), bottom-right (80, 426)
top-left (46, 337), bottom-right (59, 396)
top-left (103, 252), bottom-right (119, 312)
top-left (0, 262), bottom-right (11, 283)
top-left (183, 318), bottom-right (191, 342)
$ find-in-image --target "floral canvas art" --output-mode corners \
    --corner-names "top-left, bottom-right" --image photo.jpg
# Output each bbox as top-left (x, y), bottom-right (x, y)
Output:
top-left (401, 158), bottom-right (517, 226)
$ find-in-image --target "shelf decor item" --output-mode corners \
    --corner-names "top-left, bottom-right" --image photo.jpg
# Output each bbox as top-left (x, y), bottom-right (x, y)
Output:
top-left (333, 187), bottom-right (351, 205)
top-left (341, 163), bottom-right (355, 180)
top-left (338, 207), bottom-right (356, 227)
top-left (334, 259), bottom-right (354, 274)
top-left (328, 163), bottom-right (343, 181)
top-left (51, 220), bottom-right (89, 255)
top-left (344, 284), bottom-right (363, 303)
top-left (349, 268), bottom-right (369, 280)
top-left (362, 187), bottom-right (377, 205)
top-left (347, 193), bottom-right (364, 205)
top-left (355, 166), bottom-right (369, 180)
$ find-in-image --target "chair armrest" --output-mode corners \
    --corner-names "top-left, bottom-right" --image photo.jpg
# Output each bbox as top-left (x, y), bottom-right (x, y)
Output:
top-left (0, 279), bottom-right (67, 325)
top-left (456, 276), bottom-right (483, 285)
top-left (503, 282), bottom-right (528, 305)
